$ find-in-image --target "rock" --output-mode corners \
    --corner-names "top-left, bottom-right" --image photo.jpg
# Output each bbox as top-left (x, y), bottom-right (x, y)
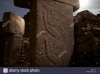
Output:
top-left (92, 28), bottom-right (100, 38)
top-left (14, 0), bottom-right (79, 67)
top-left (23, 12), bottom-right (30, 37)
top-left (73, 10), bottom-right (100, 66)
top-left (14, 0), bottom-right (79, 11)
top-left (14, 0), bottom-right (30, 9)
top-left (29, 0), bottom-right (79, 67)
top-left (0, 21), bottom-right (5, 66)
top-left (2, 12), bottom-right (25, 66)
top-left (0, 22), bottom-right (3, 32)
top-left (3, 12), bottom-right (25, 34)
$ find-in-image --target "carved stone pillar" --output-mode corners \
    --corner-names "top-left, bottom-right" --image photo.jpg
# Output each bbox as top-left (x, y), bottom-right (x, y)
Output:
top-left (30, 0), bottom-right (79, 66)
top-left (14, 0), bottom-right (79, 66)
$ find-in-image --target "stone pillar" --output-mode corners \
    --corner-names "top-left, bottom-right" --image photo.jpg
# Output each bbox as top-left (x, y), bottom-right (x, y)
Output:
top-left (30, 0), bottom-right (79, 66)
top-left (23, 12), bottom-right (30, 37)
top-left (3, 12), bottom-right (25, 66)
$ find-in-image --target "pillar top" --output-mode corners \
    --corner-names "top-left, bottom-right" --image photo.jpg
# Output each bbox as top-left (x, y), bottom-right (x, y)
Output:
top-left (14, 0), bottom-right (30, 9)
top-left (14, 0), bottom-right (79, 12)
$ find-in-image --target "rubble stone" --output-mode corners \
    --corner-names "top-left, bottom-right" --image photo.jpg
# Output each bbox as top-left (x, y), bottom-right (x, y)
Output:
top-left (73, 10), bottom-right (100, 67)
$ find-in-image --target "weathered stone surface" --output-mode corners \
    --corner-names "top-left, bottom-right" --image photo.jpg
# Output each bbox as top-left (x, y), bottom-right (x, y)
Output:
top-left (2, 12), bottom-right (25, 66)
top-left (13, 0), bottom-right (79, 67)
top-left (3, 12), bottom-right (25, 34)
top-left (0, 21), bottom-right (6, 66)
top-left (56, 0), bottom-right (79, 11)
top-left (72, 10), bottom-right (100, 67)
top-left (16, 38), bottom-right (30, 66)
top-left (23, 12), bottom-right (30, 37)
top-left (0, 22), bottom-right (3, 31)
top-left (14, 0), bottom-right (30, 9)
top-left (92, 28), bottom-right (100, 38)
top-left (29, 0), bottom-right (76, 67)
top-left (14, 0), bottom-right (79, 12)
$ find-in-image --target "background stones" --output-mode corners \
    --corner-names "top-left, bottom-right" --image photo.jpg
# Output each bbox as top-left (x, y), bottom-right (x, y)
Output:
top-left (72, 10), bottom-right (100, 67)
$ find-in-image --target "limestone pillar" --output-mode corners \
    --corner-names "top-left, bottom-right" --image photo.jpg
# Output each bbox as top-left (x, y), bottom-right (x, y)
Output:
top-left (3, 12), bottom-right (25, 66)
top-left (14, 0), bottom-right (79, 66)
top-left (30, 0), bottom-right (79, 66)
